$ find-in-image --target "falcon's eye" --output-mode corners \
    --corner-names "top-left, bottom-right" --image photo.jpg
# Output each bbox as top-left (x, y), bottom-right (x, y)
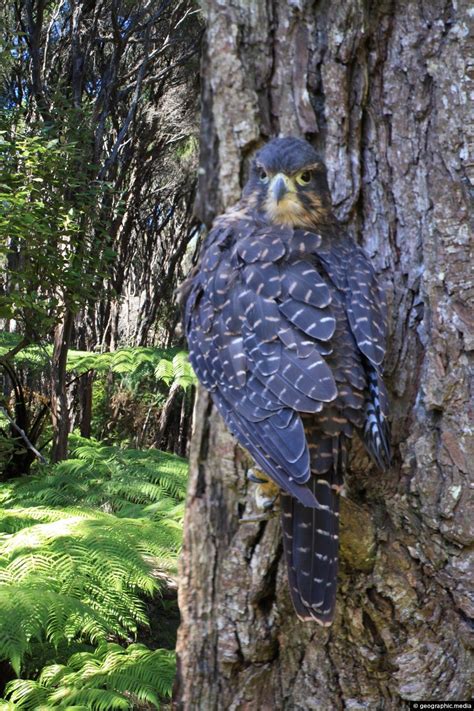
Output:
top-left (296, 170), bottom-right (312, 185)
top-left (258, 168), bottom-right (269, 182)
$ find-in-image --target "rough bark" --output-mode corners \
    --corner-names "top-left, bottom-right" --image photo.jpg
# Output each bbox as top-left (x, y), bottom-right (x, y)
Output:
top-left (176, 0), bottom-right (473, 707)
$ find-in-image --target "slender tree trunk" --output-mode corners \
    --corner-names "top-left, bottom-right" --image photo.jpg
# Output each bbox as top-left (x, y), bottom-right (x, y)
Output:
top-left (176, 0), bottom-right (473, 707)
top-left (155, 381), bottom-right (182, 451)
top-left (50, 310), bottom-right (73, 462)
top-left (79, 371), bottom-right (94, 438)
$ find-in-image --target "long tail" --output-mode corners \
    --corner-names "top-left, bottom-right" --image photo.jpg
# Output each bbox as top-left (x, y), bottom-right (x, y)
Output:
top-left (280, 434), bottom-right (344, 626)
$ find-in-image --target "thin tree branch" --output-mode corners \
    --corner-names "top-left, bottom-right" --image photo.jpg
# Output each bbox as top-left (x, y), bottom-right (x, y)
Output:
top-left (98, 23), bottom-right (152, 179)
top-left (42, 0), bottom-right (66, 79)
top-left (0, 336), bottom-right (31, 364)
top-left (65, 369), bottom-right (94, 389)
top-left (0, 407), bottom-right (47, 464)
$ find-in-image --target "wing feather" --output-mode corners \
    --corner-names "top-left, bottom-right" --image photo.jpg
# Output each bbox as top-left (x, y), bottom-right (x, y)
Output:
top-left (279, 299), bottom-right (336, 342)
top-left (346, 249), bottom-right (387, 366)
top-left (280, 260), bottom-right (331, 308)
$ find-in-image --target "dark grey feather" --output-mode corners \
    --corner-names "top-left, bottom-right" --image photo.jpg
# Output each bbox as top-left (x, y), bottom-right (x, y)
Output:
top-left (279, 298), bottom-right (336, 342)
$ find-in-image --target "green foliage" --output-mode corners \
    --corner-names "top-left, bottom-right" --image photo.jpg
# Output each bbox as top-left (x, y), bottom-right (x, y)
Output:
top-left (0, 332), bottom-right (196, 392)
top-left (2, 642), bottom-right (175, 710)
top-left (0, 113), bottom-right (109, 330)
top-left (0, 332), bottom-right (49, 374)
top-left (0, 508), bottom-right (172, 674)
top-left (67, 346), bottom-right (195, 446)
top-left (0, 332), bottom-right (195, 455)
top-left (0, 2), bottom-right (200, 705)
top-left (155, 351), bottom-right (196, 390)
top-left (1, 435), bottom-right (188, 519)
top-left (0, 438), bottom-right (187, 704)
top-left (68, 346), bottom-right (196, 391)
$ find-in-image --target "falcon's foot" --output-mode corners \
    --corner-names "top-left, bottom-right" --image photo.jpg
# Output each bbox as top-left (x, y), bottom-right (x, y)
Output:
top-left (239, 469), bottom-right (280, 523)
top-left (247, 468), bottom-right (280, 511)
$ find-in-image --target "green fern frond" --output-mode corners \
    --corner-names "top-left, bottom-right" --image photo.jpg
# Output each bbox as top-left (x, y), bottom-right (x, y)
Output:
top-left (0, 335), bottom-right (51, 373)
top-left (155, 351), bottom-right (196, 390)
top-left (4, 643), bottom-right (175, 709)
top-left (0, 434), bottom-right (186, 702)
top-left (2, 437), bottom-right (188, 515)
top-left (0, 334), bottom-right (194, 395)
top-left (66, 345), bottom-right (175, 379)
top-left (0, 506), bottom-right (179, 671)
top-left (154, 358), bottom-right (174, 385)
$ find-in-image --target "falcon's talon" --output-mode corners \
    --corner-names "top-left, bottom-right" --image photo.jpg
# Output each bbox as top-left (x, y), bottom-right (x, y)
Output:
top-left (246, 468), bottom-right (269, 485)
top-left (246, 467), bottom-right (280, 511)
top-left (254, 480), bottom-right (280, 512)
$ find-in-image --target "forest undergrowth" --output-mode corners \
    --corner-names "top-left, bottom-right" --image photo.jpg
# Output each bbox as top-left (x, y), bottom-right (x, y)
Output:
top-left (0, 334), bottom-right (194, 709)
top-left (0, 434), bottom-right (188, 709)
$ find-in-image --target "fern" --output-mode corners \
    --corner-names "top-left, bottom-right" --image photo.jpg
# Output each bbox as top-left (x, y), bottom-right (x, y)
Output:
top-left (0, 334), bottom-right (50, 374)
top-left (0, 331), bottom-right (195, 395)
top-left (1, 435), bottom-right (188, 518)
top-left (0, 404), bottom-right (187, 705)
top-left (2, 642), bottom-right (175, 709)
top-left (155, 351), bottom-right (196, 390)
top-left (67, 345), bottom-right (195, 385)
top-left (0, 507), bottom-right (180, 671)
top-left (0, 333), bottom-right (195, 453)
top-left (0, 438), bottom-right (187, 676)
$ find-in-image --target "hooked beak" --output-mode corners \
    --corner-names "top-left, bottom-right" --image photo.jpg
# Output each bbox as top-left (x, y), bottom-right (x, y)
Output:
top-left (271, 174), bottom-right (288, 204)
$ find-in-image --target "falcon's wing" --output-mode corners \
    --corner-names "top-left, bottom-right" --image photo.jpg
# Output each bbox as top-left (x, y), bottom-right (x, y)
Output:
top-left (346, 249), bottom-right (387, 367)
top-left (316, 242), bottom-right (391, 468)
top-left (185, 216), bottom-right (344, 508)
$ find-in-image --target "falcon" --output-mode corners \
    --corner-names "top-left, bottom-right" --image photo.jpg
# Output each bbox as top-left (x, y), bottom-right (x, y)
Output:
top-left (182, 137), bottom-right (390, 625)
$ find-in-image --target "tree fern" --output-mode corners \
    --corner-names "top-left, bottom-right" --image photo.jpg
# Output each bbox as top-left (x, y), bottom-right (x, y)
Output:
top-left (0, 334), bottom-right (50, 374)
top-left (155, 351), bottom-right (196, 390)
top-left (0, 433), bottom-right (186, 705)
top-left (0, 332), bottom-right (195, 452)
top-left (67, 345), bottom-right (195, 387)
top-left (0, 507), bottom-right (181, 670)
top-left (0, 331), bottom-right (194, 405)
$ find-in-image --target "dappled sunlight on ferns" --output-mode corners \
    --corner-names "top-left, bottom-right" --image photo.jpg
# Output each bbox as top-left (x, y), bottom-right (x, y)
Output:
top-left (0, 437), bottom-right (188, 708)
top-left (0, 334), bottom-right (196, 394)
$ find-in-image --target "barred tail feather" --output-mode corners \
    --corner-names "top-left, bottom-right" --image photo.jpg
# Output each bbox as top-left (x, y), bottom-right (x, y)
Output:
top-left (363, 362), bottom-right (391, 470)
top-left (281, 476), bottom-right (340, 626)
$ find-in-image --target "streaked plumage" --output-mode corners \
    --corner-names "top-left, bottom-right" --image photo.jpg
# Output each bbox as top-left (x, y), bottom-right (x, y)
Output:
top-left (182, 137), bottom-right (390, 625)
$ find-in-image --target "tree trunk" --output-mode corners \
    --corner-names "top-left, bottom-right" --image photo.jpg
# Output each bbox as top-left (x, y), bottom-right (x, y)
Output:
top-left (176, 0), bottom-right (473, 707)
top-left (154, 381), bottom-right (182, 451)
top-left (79, 371), bottom-right (94, 439)
top-left (50, 310), bottom-right (73, 462)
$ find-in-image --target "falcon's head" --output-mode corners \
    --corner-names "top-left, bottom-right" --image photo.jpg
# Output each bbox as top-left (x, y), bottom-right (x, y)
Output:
top-left (243, 137), bottom-right (333, 229)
